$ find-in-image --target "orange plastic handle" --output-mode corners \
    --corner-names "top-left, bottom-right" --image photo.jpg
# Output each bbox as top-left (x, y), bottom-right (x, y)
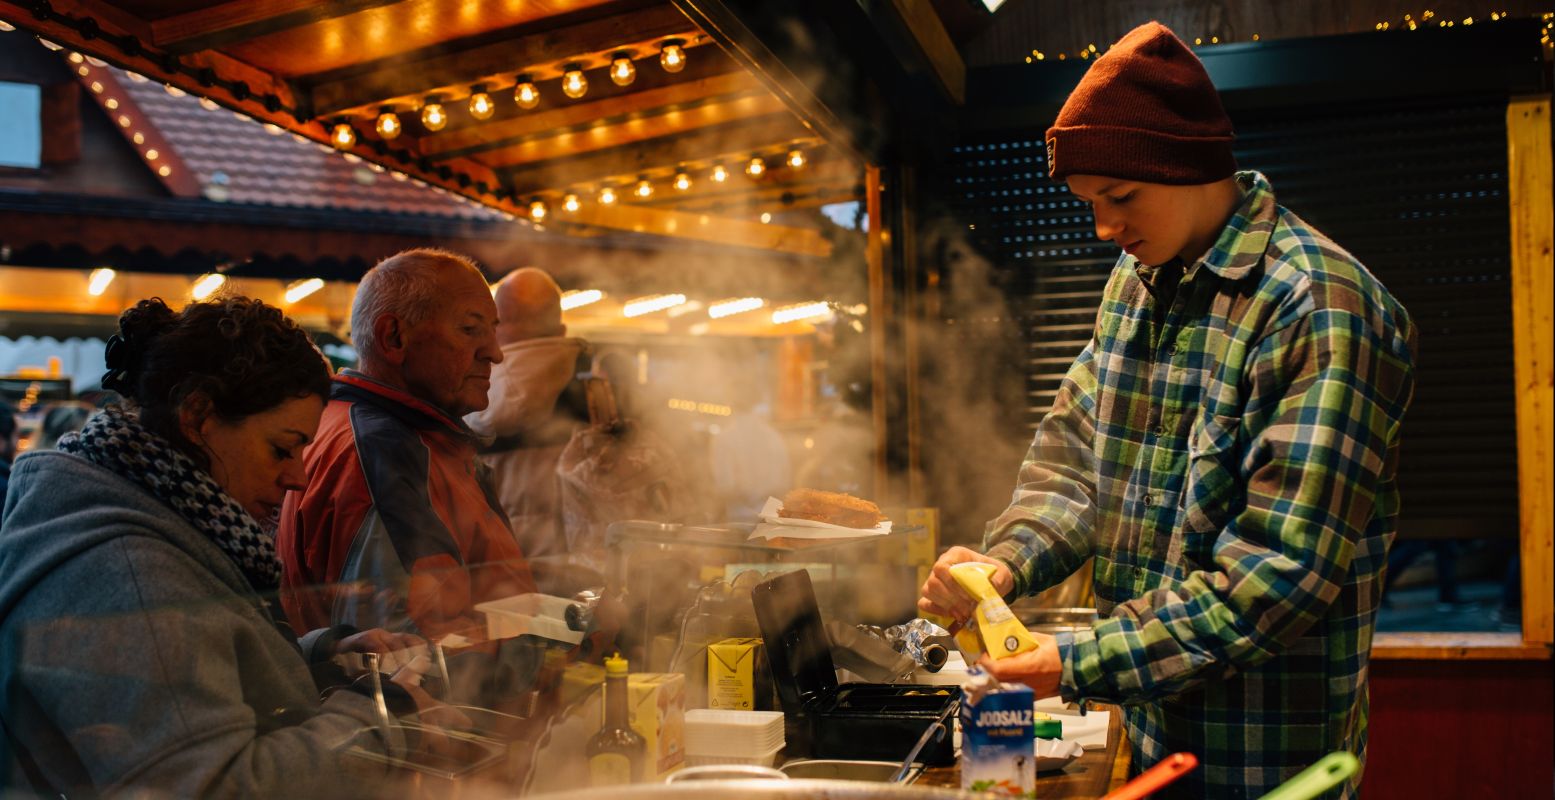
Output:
top-left (1100, 752), bottom-right (1199, 800)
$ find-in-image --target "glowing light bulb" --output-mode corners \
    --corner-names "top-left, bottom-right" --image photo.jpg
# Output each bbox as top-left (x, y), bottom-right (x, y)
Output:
top-left (623, 294), bottom-right (687, 318)
top-left (191, 273), bottom-right (226, 300)
top-left (529, 198), bottom-right (548, 222)
top-left (711, 163), bottom-right (728, 182)
top-left (561, 289), bottom-right (603, 310)
top-left (285, 278), bottom-right (325, 304)
top-left (746, 156), bottom-right (765, 177)
top-left (375, 107), bottom-right (401, 139)
top-left (468, 86), bottom-right (494, 120)
top-left (598, 185), bottom-right (617, 205)
top-left (772, 301), bottom-right (832, 324)
top-left (330, 121), bottom-right (356, 148)
top-left (563, 192), bottom-right (581, 213)
top-left (609, 52), bottom-right (636, 86)
top-left (561, 64), bottom-right (587, 99)
top-left (708, 297), bottom-right (764, 319)
top-left (787, 148), bottom-right (806, 169)
top-left (659, 39), bottom-right (686, 72)
top-left (514, 75), bottom-right (540, 109)
top-left (673, 170), bottom-right (692, 191)
top-left (421, 96), bottom-right (448, 131)
top-left (634, 176), bottom-right (653, 198)
top-left (87, 268), bottom-right (116, 297)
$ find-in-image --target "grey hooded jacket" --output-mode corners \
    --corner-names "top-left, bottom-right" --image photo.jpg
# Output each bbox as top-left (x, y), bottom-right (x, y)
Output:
top-left (0, 451), bottom-right (400, 798)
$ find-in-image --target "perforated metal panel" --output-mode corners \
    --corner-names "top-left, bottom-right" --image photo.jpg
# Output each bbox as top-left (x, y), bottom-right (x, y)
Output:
top-left (934, 95), bottom-right (1517, 539)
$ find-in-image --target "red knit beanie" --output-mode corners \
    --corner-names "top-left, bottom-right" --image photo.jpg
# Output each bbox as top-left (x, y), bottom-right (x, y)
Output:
top-left (1045, 22), bottom-right (1236, 184)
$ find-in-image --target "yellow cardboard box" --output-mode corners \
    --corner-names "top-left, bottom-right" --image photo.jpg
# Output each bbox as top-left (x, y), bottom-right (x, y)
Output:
top-left (707, 638), bottom-right (764, 710)
top-left (627, 672), bottom-right (685, 778)
top-left (558, 664), bottom-right (685, 778)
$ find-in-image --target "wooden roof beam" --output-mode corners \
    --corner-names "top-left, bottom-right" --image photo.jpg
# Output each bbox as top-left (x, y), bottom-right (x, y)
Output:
top-left (304, 3), bottom-right (698, 117)
top-left (664, 179), bottom-right (862, 214)
top-left (150, 0), bottom-right (404, 55)
top-left (552, 203), bottom-right (831, 257)
top-left (885, 0), bottom-right (965, 105)
top-left (632, 157), bottom-right (860, 207)
top-left (501, 112), bottom-right (815, 195)
top-left (471, 91), bottom-right (789, 169)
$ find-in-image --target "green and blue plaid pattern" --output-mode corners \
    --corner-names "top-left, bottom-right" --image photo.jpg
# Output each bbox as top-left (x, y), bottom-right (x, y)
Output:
top-left (984, 172), bottom-right (1416, 799)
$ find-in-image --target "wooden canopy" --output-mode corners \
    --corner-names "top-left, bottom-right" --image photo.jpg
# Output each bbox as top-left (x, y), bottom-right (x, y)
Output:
top-left (0, 0), bottom-right (974, 257)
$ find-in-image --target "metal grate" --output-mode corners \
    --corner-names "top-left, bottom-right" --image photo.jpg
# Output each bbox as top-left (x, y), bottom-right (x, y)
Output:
top-left (935, 95), bottom-right (1518, 539)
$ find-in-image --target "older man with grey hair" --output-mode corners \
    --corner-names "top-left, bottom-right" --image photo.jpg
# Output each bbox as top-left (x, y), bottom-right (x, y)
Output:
top-left (277, 248), bottom-right (537, 641)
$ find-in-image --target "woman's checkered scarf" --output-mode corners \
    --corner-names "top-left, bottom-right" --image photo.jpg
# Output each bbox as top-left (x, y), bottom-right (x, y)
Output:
top-left (57, 405), bottom-right (282, 591)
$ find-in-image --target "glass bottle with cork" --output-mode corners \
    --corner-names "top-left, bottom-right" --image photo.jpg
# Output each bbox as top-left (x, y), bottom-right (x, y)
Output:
top-left (587, 653), bottom-right (646, 786)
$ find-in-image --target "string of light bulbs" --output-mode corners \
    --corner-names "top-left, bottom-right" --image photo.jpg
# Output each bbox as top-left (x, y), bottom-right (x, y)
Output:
top-left (523, 146), bottom-right (811, 221)
top-left (1021, 9), bottom-right (1538, 63)
top-left (330, 38), bottom-right (693, 148)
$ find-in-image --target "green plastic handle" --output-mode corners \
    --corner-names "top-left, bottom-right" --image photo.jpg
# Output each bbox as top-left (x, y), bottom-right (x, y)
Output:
top-left (1257, 752), bottom-right (1361, 800)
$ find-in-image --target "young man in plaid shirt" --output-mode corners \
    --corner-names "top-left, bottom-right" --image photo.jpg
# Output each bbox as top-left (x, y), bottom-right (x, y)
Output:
top-left (919, 21), bottom-right (1416, 799)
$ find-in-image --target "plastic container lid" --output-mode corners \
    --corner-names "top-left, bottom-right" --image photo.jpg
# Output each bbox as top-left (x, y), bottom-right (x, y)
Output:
top-left (684, 709), bottom-right (785, 755)
top-left (683, 743), bottom-right (785, 768)
top-left (605, 654), bottom-right (628, 676)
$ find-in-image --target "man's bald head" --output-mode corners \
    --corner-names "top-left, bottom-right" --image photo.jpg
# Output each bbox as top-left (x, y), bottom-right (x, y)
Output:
top-left (493, 267), bottom-right (566, 344)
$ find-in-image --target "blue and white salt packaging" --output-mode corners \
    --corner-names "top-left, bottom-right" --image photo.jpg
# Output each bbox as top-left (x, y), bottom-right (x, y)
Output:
top-left (960, 669), bottom-right (1035, 796)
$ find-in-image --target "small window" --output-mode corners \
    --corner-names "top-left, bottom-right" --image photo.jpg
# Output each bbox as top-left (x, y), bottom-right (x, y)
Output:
top-left (0, 81), bottom-right (43, 169)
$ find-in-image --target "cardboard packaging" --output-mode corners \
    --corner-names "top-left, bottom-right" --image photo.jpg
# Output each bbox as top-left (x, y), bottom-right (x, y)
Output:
top-left (960, 681), bottom-right (1036, 797)
top-left (707, 637), bottom-right (774, 710)
top-left (626, 672), bottom-right (686, 778)
top-left (561, 664), bottom-right (685, 779)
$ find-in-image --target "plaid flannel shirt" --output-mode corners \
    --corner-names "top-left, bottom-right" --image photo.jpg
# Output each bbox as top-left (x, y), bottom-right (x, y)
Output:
top-left (985, 172), bottom-right (1416, 799)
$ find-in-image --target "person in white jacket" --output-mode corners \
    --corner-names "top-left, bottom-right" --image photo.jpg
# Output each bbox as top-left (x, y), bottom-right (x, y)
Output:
top-left (465, 269), bottom-right (590, 588)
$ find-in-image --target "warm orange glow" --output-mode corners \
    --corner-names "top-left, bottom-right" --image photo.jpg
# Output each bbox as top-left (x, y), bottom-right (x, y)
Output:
top-left (331, 122), bottom-right (356, 148)
top-left (191, 273), bottom-right (226, 300)
top-left (376, 108), bottom-right (402, 139)
top-left (660, 39), bottom-right (687, 72)
top-left (468, 88), bottom-right (495, 120)
top-left (610, 53), bottom-right (636, 86)
top-left (515, 78), bottom-right (540, 109)
top-left (421, 98), bottom-right (448, 131)
top-left (87, 268), bottom-right (116, 297)
top-left (284, 278), bottom-right (325, 304)
top-left (562, 65), bottom-right (588, 99)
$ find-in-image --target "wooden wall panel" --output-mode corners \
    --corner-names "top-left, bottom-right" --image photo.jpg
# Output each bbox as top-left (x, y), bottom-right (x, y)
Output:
top-left (1363, 658), bottom-right (1554, 799)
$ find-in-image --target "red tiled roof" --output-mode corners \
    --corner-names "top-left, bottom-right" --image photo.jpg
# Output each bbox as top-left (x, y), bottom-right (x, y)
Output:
top-left (110, 67), bottom-right (506, 220)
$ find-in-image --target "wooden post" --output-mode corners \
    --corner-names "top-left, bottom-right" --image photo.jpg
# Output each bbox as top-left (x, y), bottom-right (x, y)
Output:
top-left (867, 165), bottom-right (890, 501)
top-left (1506, 95), bottom-right (1553, 645)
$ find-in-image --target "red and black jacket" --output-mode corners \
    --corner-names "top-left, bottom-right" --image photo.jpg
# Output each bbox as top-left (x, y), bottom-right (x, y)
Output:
top-left (277, 371), bottom-right (535, 640)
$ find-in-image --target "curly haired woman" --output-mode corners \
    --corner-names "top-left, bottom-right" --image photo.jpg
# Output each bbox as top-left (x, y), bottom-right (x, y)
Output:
top-left (0, 296), bottom-right (440, 798)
